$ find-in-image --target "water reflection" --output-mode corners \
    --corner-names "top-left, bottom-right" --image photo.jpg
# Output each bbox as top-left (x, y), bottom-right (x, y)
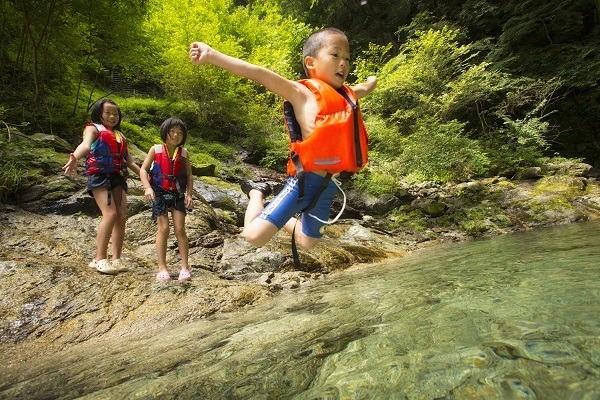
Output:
top-left (1, 222), bottom-right (599, 399)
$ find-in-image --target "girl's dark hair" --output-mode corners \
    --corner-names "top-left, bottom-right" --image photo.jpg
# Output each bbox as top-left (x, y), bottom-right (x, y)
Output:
top-left (159, 116), bottom-right (188, 146)
top-left (90, 99), bottom-right (122, 130)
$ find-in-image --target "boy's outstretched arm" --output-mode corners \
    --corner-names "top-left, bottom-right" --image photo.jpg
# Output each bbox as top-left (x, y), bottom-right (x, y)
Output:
top-left (351, 75), bottom-right (377, 99)
top-left (189, 42), bottom-right (310, 107)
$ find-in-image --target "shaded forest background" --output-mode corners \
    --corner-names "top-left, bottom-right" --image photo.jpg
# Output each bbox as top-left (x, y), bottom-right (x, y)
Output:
top-left (1, 0), bottom-right (599, 197)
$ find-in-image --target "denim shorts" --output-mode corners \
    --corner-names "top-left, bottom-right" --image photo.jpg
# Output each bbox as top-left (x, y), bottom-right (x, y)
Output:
top-left (152, 190), bottom-right (186, 220)
top-left (87, 173), bottom-right (127, 197)
top-left (259, 173), bottom-right (338, 238)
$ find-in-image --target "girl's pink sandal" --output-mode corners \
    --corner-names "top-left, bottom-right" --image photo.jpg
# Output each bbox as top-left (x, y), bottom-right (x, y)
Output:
top-left (178, 269), bottom-right (191, 281)
top-left (156, 271), bottom-right (171, 282)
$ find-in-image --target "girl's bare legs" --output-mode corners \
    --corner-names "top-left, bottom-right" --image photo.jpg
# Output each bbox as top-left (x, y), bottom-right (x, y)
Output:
top-left (155, 214), bottom-right (170, 274)
top-left (241, 190), bottom-right (278, 247)
top-left (110, 187), bottom-right (127, 261)
top-left (172, 209), bottom-right (189, 272)
top-left (92, 187), bottom-right (119, 261)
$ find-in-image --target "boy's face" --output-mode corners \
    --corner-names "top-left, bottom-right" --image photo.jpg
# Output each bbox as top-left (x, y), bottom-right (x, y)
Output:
top-left (306, 34), bottom-right (350, 88)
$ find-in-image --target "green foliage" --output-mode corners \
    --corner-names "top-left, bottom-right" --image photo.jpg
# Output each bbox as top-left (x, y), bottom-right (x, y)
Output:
top-left (398, 118), bottom-right (490, 183)
top-left (0, 130), bottom-right (65, 198)
top-left (483, 116), bottom-right (550, 176)
top-left (0, 0), bottom-right (155, 137)
top-left (120, 121), bottom-right (158, 154)
top-left (189, 152), bottom-right (220, 169)
top-left (143, 0), bottom-right (310, 160)
top-left (357, 22), bottom-right (558, 192)
top-left (204, 142), bottom-right (235, 160)
top-left (386, 206), bottom-right (428, 233)
top-left (116, 97), bottom-right (201, 131)
top-left (1, 0), bottom-right (596, 203)
top-left (0, 159), bottom-right (24, 199)
top-left (360, 115), bottom-right (402, 158)
top-left (352, 159), bottom-right (402, 196)
top-left (353, 42), bottom-right (393, 81)
top-left (259, 132), bottom-right (289, 171)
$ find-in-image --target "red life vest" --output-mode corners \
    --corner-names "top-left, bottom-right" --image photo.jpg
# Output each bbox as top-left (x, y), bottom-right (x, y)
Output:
top-left (285, 79), bottom-right (368, 176)
top-left (85, 123), bottom-right (128, 175)
top-left (149, 144), bottom-right (188, 193)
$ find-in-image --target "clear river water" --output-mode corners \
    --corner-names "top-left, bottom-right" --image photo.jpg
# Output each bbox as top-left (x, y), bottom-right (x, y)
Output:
top-left (1, 222), bottom-right (599, 399)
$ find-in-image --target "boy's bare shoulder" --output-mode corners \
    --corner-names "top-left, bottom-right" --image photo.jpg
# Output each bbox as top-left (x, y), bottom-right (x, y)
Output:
top-left (286, 80), bottom-right (317, 106)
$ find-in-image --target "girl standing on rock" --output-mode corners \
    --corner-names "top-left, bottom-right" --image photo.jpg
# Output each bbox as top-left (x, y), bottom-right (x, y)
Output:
top-left (140, 117), bottom-right (193, 282)
top-left (62, 99), bottom-right (141, 275)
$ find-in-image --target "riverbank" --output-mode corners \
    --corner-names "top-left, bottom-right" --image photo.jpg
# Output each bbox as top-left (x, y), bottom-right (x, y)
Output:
top-left (1, 156), bottom-right (599, 367)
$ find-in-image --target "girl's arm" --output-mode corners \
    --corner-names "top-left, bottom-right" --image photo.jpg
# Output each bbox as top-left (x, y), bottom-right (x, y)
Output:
top-left (140, 146), bottom-right (156, 202)
top-left (351, 76), bottom-right (377, 99)
top-left (62, 125), bottom-right (98, 175)
top-left (189, 42), bottom-right (312, 110)
top-left (184, 152), bottom-right (193, 210)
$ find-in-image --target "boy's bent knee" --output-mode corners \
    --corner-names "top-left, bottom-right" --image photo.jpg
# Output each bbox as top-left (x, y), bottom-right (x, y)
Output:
top-left (241, 219), bottom-right (278, 248)
top-left (241, 231), bottom-right (269, 248)
top-left (295, 235), bottom-right (319, 250)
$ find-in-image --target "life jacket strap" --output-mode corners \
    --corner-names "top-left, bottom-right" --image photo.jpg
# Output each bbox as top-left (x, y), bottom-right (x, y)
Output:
top-left (86, 152), bottom-right (127, 173)
top-left (302, 172), bottom-right (332, 214)
top-left (151, 172), bottom-right (177, 181)
top-left (291, 218), bottom-right (300, 271)
top-left (336, 89), bottom-right (362, 168)
top-left (152, 185), bottom-right (185, 198)
top-left (291, 152), bottom-right (305, 202)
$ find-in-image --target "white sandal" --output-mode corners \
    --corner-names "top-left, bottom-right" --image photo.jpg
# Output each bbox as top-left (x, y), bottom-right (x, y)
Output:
top-left (112, 259), bottom-right (128, 272)
top-left (95, 259), bottom-right (118, 275)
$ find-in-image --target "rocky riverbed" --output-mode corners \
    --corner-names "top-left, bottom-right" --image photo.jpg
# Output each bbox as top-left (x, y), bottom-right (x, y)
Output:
top-left (1, 146), bottom-right (599, 367)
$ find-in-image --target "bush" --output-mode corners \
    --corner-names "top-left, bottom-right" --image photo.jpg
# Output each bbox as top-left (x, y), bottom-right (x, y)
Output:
top-left (352, 160), bottom-right (402, 196)
top-left (398, 118), bottom-right (489, 183)
top-left (357, 24), bottom-right (556, 186)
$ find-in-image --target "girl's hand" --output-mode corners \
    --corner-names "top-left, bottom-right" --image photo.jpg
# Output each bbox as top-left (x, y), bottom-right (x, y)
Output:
top-left (185, 195), bottom-right (193, 210)
top-left (144, 187), bottom-right (155, 202)
top-left (62, 153), bottom-right (78, 175)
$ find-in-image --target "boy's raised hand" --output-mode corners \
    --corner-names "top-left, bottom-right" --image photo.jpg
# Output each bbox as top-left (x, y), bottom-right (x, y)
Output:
top-left (352, 75), bottom-right (378, 99)
top-left (189, 42), bottom-right (211, 65)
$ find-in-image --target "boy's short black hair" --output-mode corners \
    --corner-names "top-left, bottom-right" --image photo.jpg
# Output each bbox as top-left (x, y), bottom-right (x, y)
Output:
top-left (159, 116), bottom-right (188, 146)
top-left (90, 99), bottom-right (122, 130)
top-left (302, 27), bottom-right (348, 77)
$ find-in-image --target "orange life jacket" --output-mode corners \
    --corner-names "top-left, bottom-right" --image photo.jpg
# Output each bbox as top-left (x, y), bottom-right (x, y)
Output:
top-left (285, 79), bottom-right (368, 177)
top-left (85, 123), bottom-right (128, 175)
top-left (149, 144), bottom-right (187, 193)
